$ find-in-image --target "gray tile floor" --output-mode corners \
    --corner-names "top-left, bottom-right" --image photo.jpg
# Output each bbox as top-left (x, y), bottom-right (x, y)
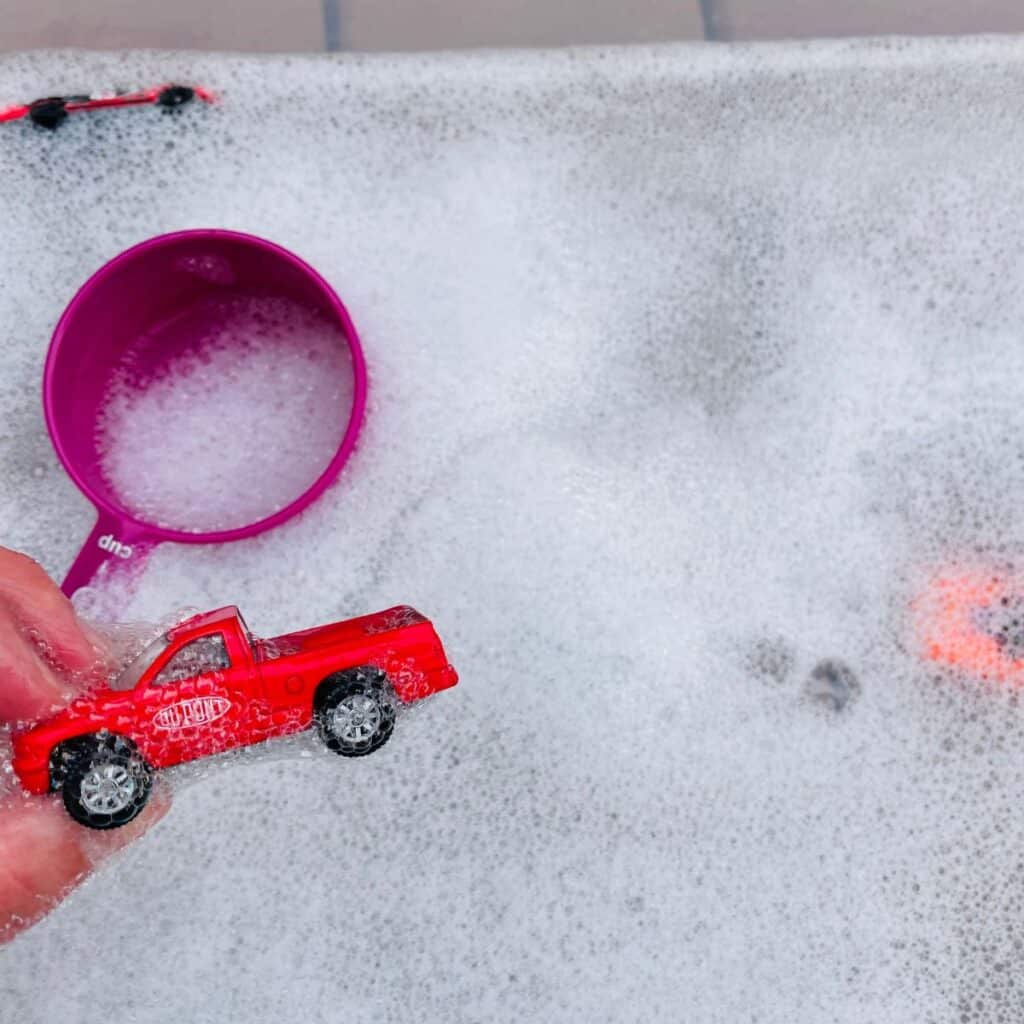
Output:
top-left (2, 0), bottom-right (1023, 52)
top-left (709, 0), bottom-right (1024, 41)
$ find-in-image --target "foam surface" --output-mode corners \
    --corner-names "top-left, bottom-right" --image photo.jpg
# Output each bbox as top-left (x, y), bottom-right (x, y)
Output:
top-left (3, 38), bottom-right (1024, 1023)
top-left (96, 294), bottom-right (352, 531)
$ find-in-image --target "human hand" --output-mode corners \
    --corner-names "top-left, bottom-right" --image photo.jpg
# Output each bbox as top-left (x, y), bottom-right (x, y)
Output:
top-left (0, 547), bottom-right (168, 944)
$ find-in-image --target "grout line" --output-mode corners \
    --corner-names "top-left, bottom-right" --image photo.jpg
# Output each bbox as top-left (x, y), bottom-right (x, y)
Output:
top-left (323, 0), bottom-right (342, 51)
top-left (699, 0), bottom-right (721, 41)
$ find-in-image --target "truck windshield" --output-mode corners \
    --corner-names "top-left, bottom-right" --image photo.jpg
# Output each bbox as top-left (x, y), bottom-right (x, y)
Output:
top-left (110, 634), bottom-right (171, 691)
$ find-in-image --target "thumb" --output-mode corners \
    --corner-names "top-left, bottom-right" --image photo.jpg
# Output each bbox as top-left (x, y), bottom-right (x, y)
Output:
top-left (0, 787), bottom-right (170, 945)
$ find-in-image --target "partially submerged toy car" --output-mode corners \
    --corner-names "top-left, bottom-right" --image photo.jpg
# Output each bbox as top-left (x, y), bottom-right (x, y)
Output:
top-left (11, 605), bottom-right (458, 829)
top-left (0, 84), bottom-right (214, 129)
top-left (916, 570), bottom-right (1024, 683)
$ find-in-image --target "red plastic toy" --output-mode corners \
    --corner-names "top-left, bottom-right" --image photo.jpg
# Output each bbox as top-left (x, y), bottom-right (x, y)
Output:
top-left (11, 605), bottom-right (458, 828)
top-left (0, 84), bottom-right (214, 129)
top-left (915, 570), bottom-right (1024, 684)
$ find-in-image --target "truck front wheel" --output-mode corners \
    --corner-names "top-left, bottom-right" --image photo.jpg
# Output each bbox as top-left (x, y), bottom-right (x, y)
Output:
top-left (58, 734), bottom-right (153, 830)
top-left (314, 669), bottom-right (396, 757)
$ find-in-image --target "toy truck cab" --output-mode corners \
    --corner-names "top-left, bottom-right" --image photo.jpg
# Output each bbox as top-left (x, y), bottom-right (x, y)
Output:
top-left (115, 606), bottom-right (251, 694)
top-left (11, 604), bottom-right (457, 829)
top-left (109, 607), bottom-right (262, 770)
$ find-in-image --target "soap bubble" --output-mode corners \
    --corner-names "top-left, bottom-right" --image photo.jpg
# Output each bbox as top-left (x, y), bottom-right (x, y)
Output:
top-left (95, 295), bottom-right (353, 533)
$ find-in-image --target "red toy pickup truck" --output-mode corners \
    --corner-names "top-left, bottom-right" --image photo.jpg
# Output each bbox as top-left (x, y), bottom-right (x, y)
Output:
top-left (11, 605), bottom-right (458, 829)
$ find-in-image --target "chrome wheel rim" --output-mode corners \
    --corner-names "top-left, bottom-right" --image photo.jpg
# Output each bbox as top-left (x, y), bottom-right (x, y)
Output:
top-left (80, 761), bottom-right (137, 815)
top-left (332, 693), bottom-right (382, 745)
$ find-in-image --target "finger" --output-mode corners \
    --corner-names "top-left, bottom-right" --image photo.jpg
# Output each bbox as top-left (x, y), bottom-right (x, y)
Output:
top-left (0, 789), bottom-right (170, 945)
top-left (0, 549), bottom-right (106, 675)
top-left (76, 782), bottom-right (172, 867)
top-left (0, 615), bottom-right (75, 724)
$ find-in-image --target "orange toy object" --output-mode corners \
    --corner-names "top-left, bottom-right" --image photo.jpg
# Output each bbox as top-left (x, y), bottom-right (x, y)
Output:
top-left (915, 571), bottom-right (1024, 683)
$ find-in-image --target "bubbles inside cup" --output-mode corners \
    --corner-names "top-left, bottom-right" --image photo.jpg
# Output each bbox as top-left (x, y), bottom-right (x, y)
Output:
top-left (95, 293), bottom-right (354, 533)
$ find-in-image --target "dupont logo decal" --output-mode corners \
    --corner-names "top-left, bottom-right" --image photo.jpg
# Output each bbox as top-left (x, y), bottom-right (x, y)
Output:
top-left (153, 696), bottom-right (231, 731)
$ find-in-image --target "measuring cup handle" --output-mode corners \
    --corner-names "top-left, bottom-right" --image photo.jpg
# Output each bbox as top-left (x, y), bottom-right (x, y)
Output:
top-left (62, 513), bottom-right (154, 599)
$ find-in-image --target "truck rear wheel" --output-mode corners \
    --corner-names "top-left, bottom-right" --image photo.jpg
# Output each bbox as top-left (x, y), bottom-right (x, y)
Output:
top-left (58, 734), bottom-right (153, 830)
top-left (314, 669), bottom-right (396, 757)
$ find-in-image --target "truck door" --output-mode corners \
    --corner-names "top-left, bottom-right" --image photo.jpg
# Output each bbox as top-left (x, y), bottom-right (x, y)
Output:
top-left (133, 630), bottom-right (253, 768)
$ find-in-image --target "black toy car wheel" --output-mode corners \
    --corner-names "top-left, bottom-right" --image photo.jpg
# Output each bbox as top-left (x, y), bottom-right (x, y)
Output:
top-left (58, 734), bottom-right (153, 830)
top-left (157, 85), bottom-right (195, 108)
top-left (315, 669), bottom-right (396, 757)
top-left (28, 98), bottom-right (68, 130)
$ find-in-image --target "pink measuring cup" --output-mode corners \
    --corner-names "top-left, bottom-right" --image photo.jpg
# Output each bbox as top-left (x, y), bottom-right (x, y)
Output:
top-left (43, 229), bottom-right (367, 599)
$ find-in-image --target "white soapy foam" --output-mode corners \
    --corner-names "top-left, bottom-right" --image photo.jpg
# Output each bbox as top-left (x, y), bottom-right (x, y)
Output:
top-left (96, 295), bottom-right (354, 532)
top-left (3, 38), bottom-right (1024, 1024)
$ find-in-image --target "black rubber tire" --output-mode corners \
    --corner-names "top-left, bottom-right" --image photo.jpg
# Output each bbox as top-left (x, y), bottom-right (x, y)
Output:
top-left (59, 734), bottom-right (153, 830)
top-left (28, 98), bottom-right (68, 130)
top-left (314, 669), bottom-right (396, 757)
top-left (157, 86), bottom-right (195, 108)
